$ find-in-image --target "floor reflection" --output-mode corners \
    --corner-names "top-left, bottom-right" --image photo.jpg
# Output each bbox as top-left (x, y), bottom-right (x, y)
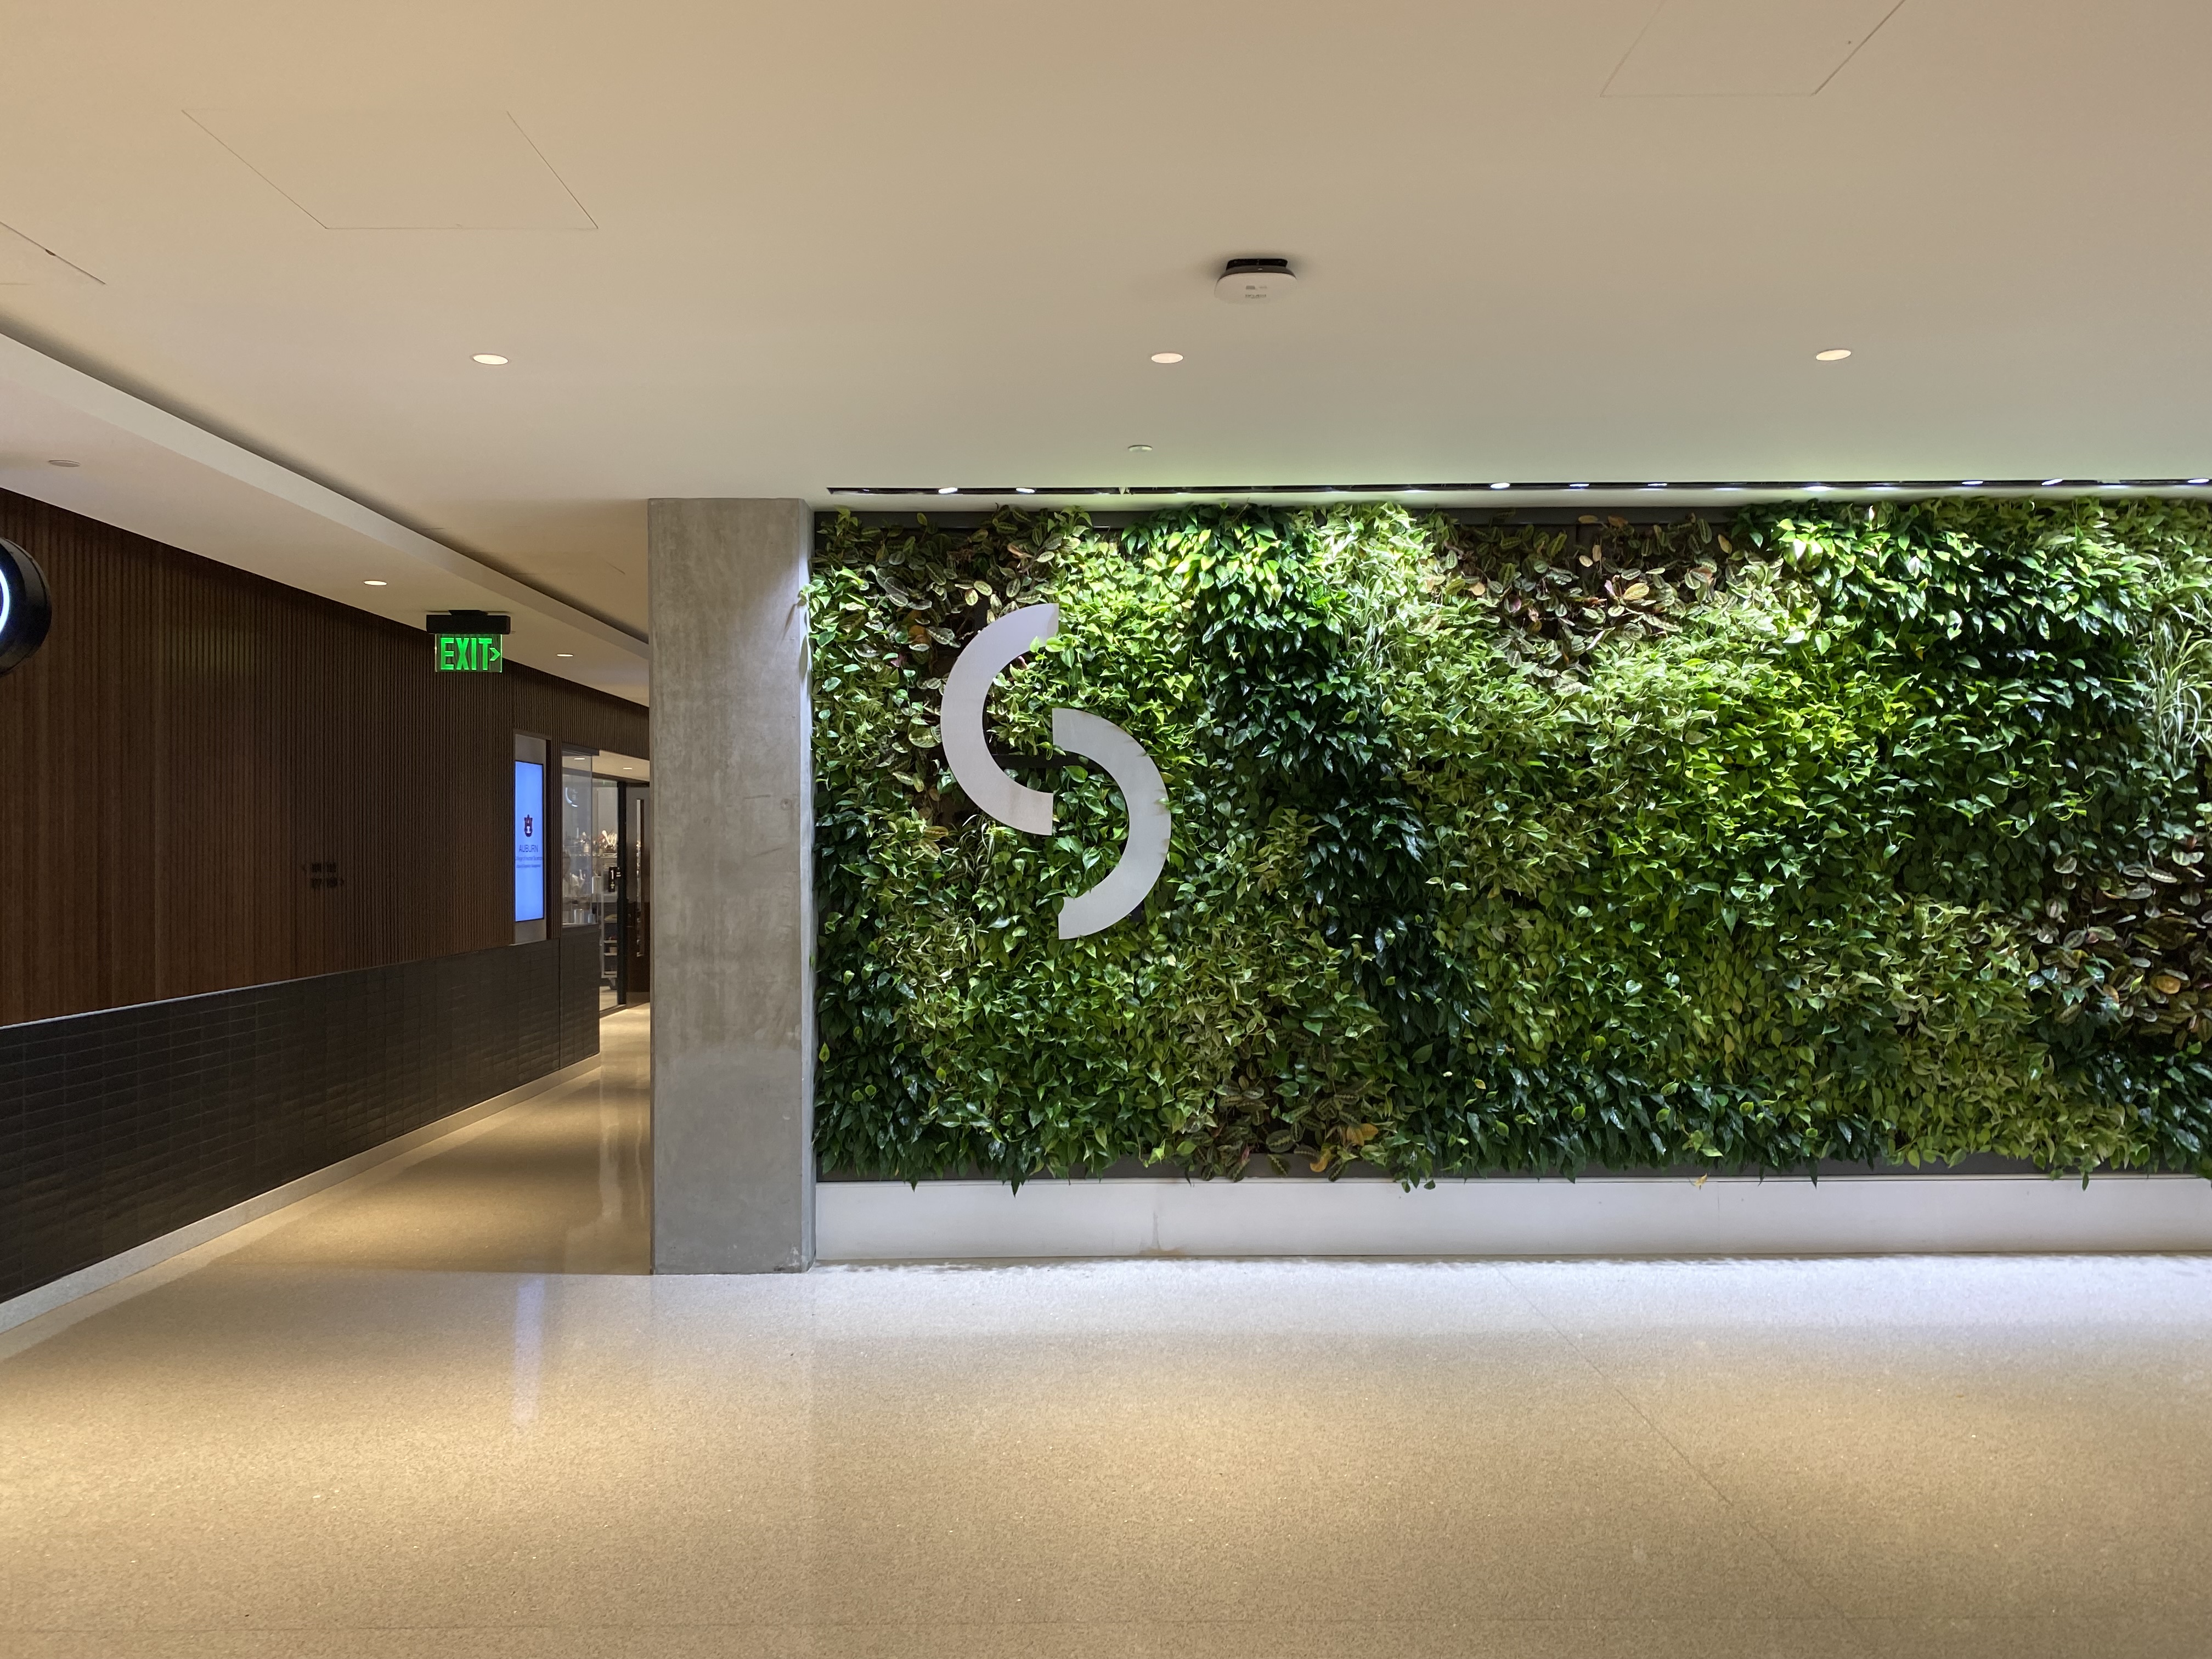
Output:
top-left (222, 1007), bottom-right (650, 1275)
top-left (5, 1005), bottom-right (2211, 1659)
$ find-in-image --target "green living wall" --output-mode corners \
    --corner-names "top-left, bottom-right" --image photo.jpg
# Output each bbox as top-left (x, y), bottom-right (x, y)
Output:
top-left (810, 500), bottom-right (2212, 1183)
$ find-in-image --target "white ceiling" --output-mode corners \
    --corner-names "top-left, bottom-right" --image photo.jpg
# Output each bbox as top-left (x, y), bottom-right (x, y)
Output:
top-left (0, 335), bottom-right (650, 699)
top-left (570, 748), bottom-right (649, 783)
top-left (1, 0), bottom-right (2208, 644)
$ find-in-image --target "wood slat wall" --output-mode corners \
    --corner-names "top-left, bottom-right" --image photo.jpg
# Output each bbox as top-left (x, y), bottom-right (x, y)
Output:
top-left (0, 488), bottom-right (649, 1026)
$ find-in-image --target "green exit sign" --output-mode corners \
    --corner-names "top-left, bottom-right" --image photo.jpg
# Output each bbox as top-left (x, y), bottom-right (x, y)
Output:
top-left (435, 634), bottom-right (504, 672)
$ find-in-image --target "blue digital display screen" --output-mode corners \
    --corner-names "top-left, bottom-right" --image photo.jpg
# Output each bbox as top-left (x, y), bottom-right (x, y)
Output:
top-left (515, 760), bottom-right (546, 922)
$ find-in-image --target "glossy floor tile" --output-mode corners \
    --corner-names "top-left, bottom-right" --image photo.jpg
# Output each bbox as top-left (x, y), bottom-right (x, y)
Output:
top-left (2, 1008), bottom-right (2208, 1658)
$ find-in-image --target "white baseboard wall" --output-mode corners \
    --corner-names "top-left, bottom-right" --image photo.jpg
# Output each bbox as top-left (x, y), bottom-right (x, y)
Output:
top-left (815, 1173), bottom-right (2212, 1260)
top-left (14, 1064), bottom-right (2208, 1338)
top-left (0, 1056), bottom-right (600, 1338)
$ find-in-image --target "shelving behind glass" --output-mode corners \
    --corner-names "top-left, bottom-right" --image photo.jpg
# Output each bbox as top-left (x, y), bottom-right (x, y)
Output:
top-left (593, 776), bottom-right (620, 1010)
top-left (560, 759), bottom-right (596, 930)
top-left (623, 783), bottom-right (651, 999)
top-left (560, 747), bottom-right (648, 1014)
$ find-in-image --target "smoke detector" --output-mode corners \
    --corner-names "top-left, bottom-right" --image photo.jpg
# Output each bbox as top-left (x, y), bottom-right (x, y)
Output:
top-left (1216, 257), bottom-right (1296, 303)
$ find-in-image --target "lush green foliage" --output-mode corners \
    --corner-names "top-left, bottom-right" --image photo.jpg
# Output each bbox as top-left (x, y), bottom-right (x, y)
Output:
top-left (810, 500), bottom-right (2212, 1182)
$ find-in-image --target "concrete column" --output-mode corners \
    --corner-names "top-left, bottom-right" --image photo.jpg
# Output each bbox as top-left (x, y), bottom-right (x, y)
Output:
top-left (647, 499), bottom-right (815, 1273)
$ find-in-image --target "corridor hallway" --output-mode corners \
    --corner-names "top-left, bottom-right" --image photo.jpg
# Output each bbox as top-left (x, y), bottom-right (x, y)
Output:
top-left (4, 1007), bottom-right (2212, 1658)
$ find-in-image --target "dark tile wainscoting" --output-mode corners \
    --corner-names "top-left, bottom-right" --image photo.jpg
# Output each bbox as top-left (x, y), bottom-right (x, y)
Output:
top-left (0, 927), bottom-right (602, 1304)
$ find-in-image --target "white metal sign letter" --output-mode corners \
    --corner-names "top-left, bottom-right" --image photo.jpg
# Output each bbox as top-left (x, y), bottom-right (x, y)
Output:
top-left (938, 603), bottom-right (1172, 938)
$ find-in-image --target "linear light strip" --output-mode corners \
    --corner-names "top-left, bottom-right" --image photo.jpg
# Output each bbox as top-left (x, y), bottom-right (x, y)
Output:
top-left (828, 478), bottom-right (2212, 498)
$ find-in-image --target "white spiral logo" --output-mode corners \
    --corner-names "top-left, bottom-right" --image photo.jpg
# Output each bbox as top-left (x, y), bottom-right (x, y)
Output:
top-left (939, 603), bottom-right (1171, 939)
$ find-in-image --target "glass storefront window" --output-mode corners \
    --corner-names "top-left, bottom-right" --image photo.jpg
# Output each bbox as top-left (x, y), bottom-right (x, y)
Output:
top-left (561, 760), bottom-right (596, 929)
top-left (594, 776), bottom-right (620, 1010)
top-left (625, 784), bottom-right (651, 999)
top-left (560, 748), bottom-right (649, 1015)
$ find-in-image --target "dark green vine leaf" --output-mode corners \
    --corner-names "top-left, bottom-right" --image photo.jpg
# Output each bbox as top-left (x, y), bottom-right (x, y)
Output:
top-left (809, 500), bottom-right (2212, 1185)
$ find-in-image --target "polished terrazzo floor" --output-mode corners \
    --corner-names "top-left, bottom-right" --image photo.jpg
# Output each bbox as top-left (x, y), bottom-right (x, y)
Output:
top-left (3, 1007), bottom-right (2210, 1658)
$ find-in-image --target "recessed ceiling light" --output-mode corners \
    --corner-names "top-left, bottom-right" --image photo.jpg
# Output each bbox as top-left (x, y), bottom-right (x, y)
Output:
top-left (936, 486), bottom-right (958, 494)
top-left (1644, 483), bottom-right (1668, 489)
top-left (1960, 479), bottom-right (1984, 486)
top-left (472, 353), bottom-right (509, 365)
top-left (2042, 478), bottom-right (2064, 486)
top-left (1015, 487), bottom-right (1036, 494)
top-left (46, 458), bottom-right (78, 467)
top-left (1568, 483), bottom-right (1589, 490)
top-left (1150, 352), bottom-right (1184, 364)
top-left (362, 579), bottom-right (387, 586)
top-left (1128, 444), bottom-right (1153, 453)
top-left (556, 652), bottom-right (574, 658)
top-left (1815, 348), bottom-right (1852, 362)
top-left (1489, 482), bottom-right (1510, 490)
